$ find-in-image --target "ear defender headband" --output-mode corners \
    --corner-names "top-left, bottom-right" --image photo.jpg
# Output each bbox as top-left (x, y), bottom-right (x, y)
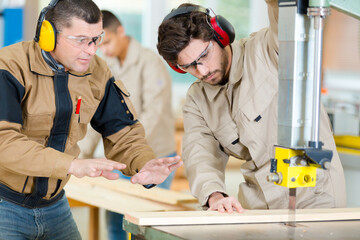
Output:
top-left (34, 0), bottom-right (60, 52)
top-left (162, 6), bottom-right (235, 74)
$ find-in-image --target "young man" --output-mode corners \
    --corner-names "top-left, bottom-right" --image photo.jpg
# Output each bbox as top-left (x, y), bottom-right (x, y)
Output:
top-left (78, 10), bottom-right (177, 240)
top-left (157, 0), bottom-right (346, 213)
top-left (0, 0), bottom-right (181, 239)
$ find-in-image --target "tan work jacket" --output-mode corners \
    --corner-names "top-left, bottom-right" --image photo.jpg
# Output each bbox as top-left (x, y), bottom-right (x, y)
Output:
top-left (81, 38), bottom-right (175, 158)
top-left (182, 0), bottom-right (346, 209)
top-left (0, 41), bottom-right (155, 201)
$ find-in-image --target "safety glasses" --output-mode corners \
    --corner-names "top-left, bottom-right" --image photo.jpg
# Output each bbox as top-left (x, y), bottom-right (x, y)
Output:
top-left (177, 41), bottom-right (214, 72)
top-left (58, 31), bottom-right (105, 50)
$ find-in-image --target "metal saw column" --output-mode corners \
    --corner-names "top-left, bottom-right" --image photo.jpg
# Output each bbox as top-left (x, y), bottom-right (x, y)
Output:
top-left (277, 0), bottom-right (315, 149)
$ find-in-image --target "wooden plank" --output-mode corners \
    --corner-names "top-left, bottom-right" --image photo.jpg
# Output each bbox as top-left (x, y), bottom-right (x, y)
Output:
top-left (64, 177), bottom-right (194, 214)
top-left (67, 176), bottom-right (197, 205)
top-left (125, 208), bottom-right (360, 226)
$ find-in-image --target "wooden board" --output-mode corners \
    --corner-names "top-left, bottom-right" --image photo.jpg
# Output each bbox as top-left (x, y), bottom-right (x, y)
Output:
top-left (65, 177), bottom-right (194, 214)
top-left (125, 208), bottom-right (360, 226)
top-left (67, 176), bottom-right (197, 205)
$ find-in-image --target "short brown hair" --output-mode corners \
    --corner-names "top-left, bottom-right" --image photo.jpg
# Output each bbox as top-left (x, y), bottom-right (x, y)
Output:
top-left (46, 0), bottom-right (102, 31)
top-left (101, 10), bottom-right (123, 33)
top-left (157, 3), bottom-right (214, 65)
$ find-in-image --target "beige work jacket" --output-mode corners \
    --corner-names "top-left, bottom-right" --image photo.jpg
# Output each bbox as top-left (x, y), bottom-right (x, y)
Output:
top-left (81, 38), bottom-right (175, 158)
top-left (0, 41), bottom-right (155, 200)
top-left (182, 0), bottom-right (346, 209)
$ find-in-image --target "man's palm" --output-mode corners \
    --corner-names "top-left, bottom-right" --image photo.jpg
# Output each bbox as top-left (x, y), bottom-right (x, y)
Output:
top-left (131, 156), bottom-right (182, 185)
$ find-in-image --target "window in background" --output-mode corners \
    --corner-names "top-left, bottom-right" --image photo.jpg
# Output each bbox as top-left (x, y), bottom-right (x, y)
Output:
top-left (0, 0), bottom-right (25, 48)
top-left (94, 0), bottom-right (143, 42)
top-left (167, 0), bottom-right (250, 38)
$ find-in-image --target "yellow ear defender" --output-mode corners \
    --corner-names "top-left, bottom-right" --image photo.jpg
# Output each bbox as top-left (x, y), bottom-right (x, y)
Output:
top-left (38, 20), bottom-right (57, 52)
top-left (34, 0), bottom-right (60, 52)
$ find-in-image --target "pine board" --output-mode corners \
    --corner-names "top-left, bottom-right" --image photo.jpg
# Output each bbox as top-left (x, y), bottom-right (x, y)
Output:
top-left (67, 176), bottom-right (197, 205)
top-left (65, 177), bottom-right (194, 214)
top-left (125, 208), bottom-right (360, 226)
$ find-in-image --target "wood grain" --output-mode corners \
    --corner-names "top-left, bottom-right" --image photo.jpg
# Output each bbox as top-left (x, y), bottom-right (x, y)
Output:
top-left (65, 177), bottom-right (194, 214)
top-left (125, 208), bottom-right (360, 226)
top-left (67, 176), bottom-right (197, 205)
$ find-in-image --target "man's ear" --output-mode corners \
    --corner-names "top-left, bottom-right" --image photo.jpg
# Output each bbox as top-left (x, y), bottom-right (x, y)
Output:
top-left (116, 25), bottom-right (126, 37)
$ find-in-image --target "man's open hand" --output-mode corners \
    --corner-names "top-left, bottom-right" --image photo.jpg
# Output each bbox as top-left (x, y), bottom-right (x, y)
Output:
top-left (130, 156), bottom-right (182, 185)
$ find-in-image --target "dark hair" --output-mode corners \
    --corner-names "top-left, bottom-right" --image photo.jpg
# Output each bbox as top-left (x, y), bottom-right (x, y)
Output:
top-left (46, 0), bottom-right (102, 31)
top-left (157, 3), bottom-right (214, 65)
top-left (101, 10), bottom-right (122, 32)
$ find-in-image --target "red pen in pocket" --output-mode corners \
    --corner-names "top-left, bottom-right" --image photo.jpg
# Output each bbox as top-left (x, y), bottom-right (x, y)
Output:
top-left (75, 96), bottom-right (82, 120)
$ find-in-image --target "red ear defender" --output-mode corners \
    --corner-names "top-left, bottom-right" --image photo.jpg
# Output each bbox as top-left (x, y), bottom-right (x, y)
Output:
top-left (210, 15), bottom-right (235, 48)
top-left (168, 62), bottom-right (186, 74)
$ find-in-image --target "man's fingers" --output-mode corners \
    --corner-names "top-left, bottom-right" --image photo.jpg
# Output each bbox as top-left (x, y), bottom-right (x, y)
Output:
top-left (156, 155), bottom-right (181, 165)
top-left (101, 171), bottom-right (120, 180)
top-left (130, 175), bottom-right (141, 184)
top-left (113, 162), bottom-right (126, 170)
top-left (96, 158), bottom-right (126, 170)
top-left (169, 161), bottom-right (183, 171)
top-left (208, 196), bottom-right (243, 214)
top-left (130, 172), bottom-right (142, 184)
top-left (228, 197), bottom-right (243, 213)
top-left (91, 159), bottom-right (126, 173)
top-left (165, 155), bottom-right (181, 164)
top-left (93, 164), bottom-right (113, 172)
top-left (224, 202), bottom-right (234, 214)
top-left (234, 204), bottom-right (244, 213)
top-left (217, 205), bottom-right (225, 213)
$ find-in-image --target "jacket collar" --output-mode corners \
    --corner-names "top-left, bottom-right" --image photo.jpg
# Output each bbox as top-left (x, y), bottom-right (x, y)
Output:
top-left (203, 41), bottom-right (244, 102)
top-left (29, 40), bottom-right (92, 77)
top-left (29, 41), bottom-right (54, 76)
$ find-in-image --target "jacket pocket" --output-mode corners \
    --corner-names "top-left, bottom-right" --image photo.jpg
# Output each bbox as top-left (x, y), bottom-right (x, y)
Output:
top-left (212, 120), bottom-right (241, 157)
top-left (75, 104), bottom-right (96, 124)
top-left (72, 103), bottom-right (96, 144)
top-left (241, 77), bottom-right (276, 123)
top-left (22, 113), bottom-right (53, 137)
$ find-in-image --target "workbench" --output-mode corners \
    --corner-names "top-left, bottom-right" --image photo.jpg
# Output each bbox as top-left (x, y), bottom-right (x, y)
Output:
top-left (123, 209), bottom-right (360, 240)
top-left (65, 176), bottom-right (197, 240)
top-left (123, 220), bottom-right (360, 240)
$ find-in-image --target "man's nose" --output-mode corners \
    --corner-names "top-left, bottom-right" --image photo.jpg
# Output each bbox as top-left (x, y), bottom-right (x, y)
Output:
top-left (85, 42), bottom-right (97, 55)
top-left (196, 64), bottom-right (210, 76)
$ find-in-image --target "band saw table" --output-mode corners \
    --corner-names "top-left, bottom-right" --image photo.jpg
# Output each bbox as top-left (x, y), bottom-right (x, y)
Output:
top-left (123, 209), bottom-right (360, 240)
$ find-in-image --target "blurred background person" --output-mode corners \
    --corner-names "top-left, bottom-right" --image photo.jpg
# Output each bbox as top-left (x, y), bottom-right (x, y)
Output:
top-left (78, 10), bottom-right (176, 240)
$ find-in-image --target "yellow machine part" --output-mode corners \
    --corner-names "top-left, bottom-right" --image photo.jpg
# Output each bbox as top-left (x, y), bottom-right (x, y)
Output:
top-left (274, 146), bottom-right (317, 188)
top-left (334, 135), bottom-right (360, 156)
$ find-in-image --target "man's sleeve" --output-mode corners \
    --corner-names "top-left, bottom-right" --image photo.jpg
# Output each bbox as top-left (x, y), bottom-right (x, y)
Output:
top-left (266, 0), bottom-right (279, 56)
top-left (91, 77), bottom-right (156, 176)
top-left (182, 91), bottom-right (229, 207)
